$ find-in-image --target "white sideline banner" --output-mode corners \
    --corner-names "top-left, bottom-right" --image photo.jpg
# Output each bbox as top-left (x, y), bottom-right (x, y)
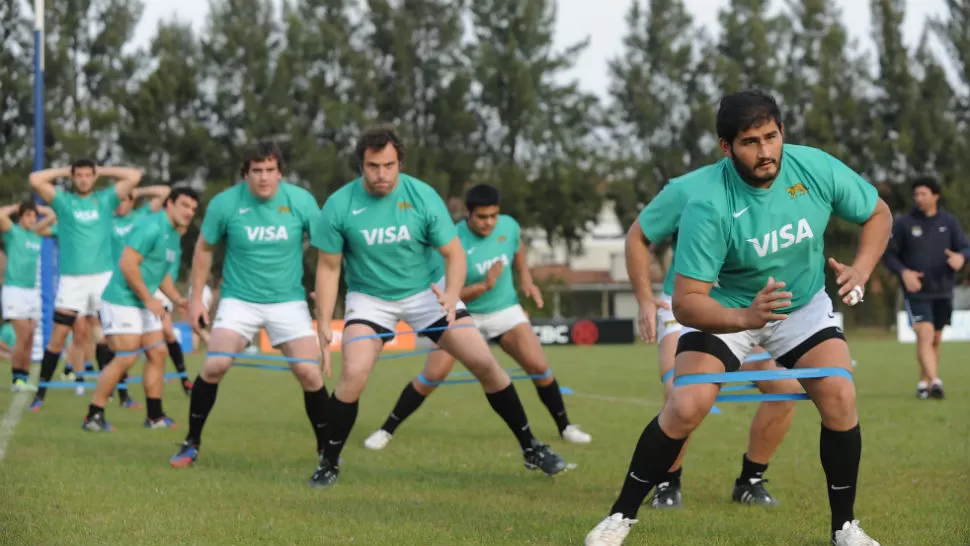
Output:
top-left (896, 310), bottom-right (970, 343)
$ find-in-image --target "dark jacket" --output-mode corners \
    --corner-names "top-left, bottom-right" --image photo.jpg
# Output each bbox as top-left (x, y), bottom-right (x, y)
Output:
top-left (882, 207), bottom-right (970, 299)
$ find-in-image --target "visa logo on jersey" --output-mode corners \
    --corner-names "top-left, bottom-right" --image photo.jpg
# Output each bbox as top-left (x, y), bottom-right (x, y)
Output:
top-left (115, 224), bottom-right (134, 238)
top-left (475, 254), bottom-right (509, 275)
top-left (246, 225), bottom-right (290, 241)
top-left (74, 210), bottom-right (100, 222)
top-left (747, 218), bottom-right (815, 258)
top-left (360, 225), bottom-right (412, 245)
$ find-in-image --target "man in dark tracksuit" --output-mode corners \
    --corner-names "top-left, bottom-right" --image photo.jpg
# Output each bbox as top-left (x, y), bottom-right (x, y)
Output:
top-left (883, 176), bottom-right (970, 399)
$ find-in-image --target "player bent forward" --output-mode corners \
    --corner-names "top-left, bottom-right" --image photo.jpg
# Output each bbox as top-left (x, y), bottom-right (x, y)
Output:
top-left (82, 188), bottom-right (200, 431)
top-left (630, 177), bottom-right (802, 509)
top-left (169, 141), bottom-right (328, 481)
top-left (585, 91), bottom-right (891, 546)
top-left (309, 125), bottom-right (567, 488)
top-left (364, 183), bottom-right (591, 450)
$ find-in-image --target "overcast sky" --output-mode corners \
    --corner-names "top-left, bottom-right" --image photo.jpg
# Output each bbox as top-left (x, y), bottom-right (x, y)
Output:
top-left (130, 0), bottom-right (951, 98)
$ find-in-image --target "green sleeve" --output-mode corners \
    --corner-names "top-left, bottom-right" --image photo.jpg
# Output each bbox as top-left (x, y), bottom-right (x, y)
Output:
top-left (673, 199), bottom-right (728, 283)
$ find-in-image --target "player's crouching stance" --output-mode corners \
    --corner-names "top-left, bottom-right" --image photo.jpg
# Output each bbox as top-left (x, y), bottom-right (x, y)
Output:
top-left (585, 91), bottom-right (892, 546)
top-left (364, 184), bottom-right (591, 450)
top-left (169, 141), bottom-right (328, 483)
top-left (308, 125), bottom-right (567, 488)
top-left (82, 188), bottom-right (200, 431)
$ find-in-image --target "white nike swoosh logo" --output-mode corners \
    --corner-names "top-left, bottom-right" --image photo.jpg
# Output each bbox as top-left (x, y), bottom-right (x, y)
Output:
top-left (239, 208), bottom-right (250, 214)
top-left (830, 485), bottom-right (852, 490)
top-left (733, 206), bottom-right (750, 218)
top-left (352, 208), bottom-right (367, 215)
top-left (467, 248), bottom-right (475, 254)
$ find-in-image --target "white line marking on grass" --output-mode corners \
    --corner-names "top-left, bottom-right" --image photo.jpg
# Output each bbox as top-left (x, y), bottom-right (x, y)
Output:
top-left (0, 368), bottom-right (36, 463)
top-left (0, 392), bottom-right (30, 463)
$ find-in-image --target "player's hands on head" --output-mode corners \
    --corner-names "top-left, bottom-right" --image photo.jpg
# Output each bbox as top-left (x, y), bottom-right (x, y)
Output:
top-left (430, 283), bottom-right (457, 324)
top-left (827, 257), bottom-right (866, 306)
top-left (743, 277), bottom-right (791, 329)
top-left (636, 298), bottom-right (669, 344)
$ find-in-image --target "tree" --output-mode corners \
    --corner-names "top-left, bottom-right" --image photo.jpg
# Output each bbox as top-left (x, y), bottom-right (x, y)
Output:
top-left (605, 0), bottom-right (717, 227)
top-left (470, 0), bottom-right (603, 253)
top-left (0, 0), bottom-right (33, 201)
top-left (365, 0), bottom-right (479, 197)
top-left (120, 21), bottom-right (212, 185)
top-left (713, 0), bottom-right (788, 94)
top-left (279, 0), bottom-right (371, 200)
top-left (198, 0), bottom-right (289, 189)
top-left (39, 0), bottom-right (145, 165)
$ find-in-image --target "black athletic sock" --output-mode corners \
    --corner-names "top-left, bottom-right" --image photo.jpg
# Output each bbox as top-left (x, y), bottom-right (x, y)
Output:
top-left (303, 386), bottom-right (330, 454)
top-left (485, 383), bottom-right (536, 451)
top-left (534, 378), bottom-right (570, 433)
top-left (610, 416), bottom-right (689, 519)
top-left (185, 375), bottom-right (219, 446)
top-left (96, 343), bottom-right (114, 370)
top-left (739, 453), bottom-right (769, 483)
top-left (381, 382), bottom-right (427, 435)
top-left (146, 398), bottom-right (164, 420)
top-left (35, 349), bottom-right (61, 400)
top-left (661, 466), bottom-right (683, 486)
top-left (324, 395), bottom-right (359, 466)
top-left (167, 341), bottom-right (186, 374)
top-left (820, 423), bottom-right (861, 536)
top-left (12, 369), bottom-right (27, 383)
top-left (117, 372), bottom-right (131, 402)
top-left (86, 403), bottom-right (104, 420)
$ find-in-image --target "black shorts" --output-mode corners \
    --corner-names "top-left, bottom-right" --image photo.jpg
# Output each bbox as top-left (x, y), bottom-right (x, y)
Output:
top-left (905, 297), bottom-right (953, 331)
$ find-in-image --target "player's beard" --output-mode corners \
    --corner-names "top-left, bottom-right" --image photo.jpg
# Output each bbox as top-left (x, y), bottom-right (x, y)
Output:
top-left (731, 153), bottom-right (782, 188)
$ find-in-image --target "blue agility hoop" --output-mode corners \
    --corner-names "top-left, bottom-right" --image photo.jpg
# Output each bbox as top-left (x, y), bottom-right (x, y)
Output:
top-left (342, 323), bottom-right (476, 345)
top-left (38, 372), bottom-right (187, 390)
top-left (673, 367), bottom-right (853, 402)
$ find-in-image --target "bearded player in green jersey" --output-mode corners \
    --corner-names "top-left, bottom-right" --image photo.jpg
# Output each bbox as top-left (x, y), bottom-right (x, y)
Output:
top-left (362, 183), bottom-right (592, 451)
top-left (586, 91), bottom-right (891, 546)
top-left (169, 141), bottom-right (328, 484)
top-left (309, 125), bottom-right (567, 488)
top-left (629, 176), bottom-right (803, 510)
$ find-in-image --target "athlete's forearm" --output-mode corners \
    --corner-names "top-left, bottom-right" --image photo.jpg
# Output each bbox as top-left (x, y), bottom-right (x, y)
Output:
top-left (101, 166), bottom-right (143, 197)
top-left (442, 250), bottom-right (467, 302)
top-left (851, 199), bottom-right (893, 281)
top-left (190, 239), bottom-right (213, 305)
top-left (314, 252), bottom-right (341, 322)
top-left (459, 282), bottom-right (489, 302)
top-left (625, 224), bottom-right (656, 304)
top-left (120, 255), bottom-right (153, 305)
top-left (159, 275), bottom-right (183, 304)
top-left (672, 293), bottom-right (749, 334)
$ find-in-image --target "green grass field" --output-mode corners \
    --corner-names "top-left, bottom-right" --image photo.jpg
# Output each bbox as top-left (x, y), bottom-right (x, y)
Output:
top-left (1, 339), bottom-right (968, 545)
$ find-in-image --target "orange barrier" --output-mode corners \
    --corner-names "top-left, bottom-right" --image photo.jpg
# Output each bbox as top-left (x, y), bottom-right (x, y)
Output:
top-left (257, 320), bottom-right (417, 353)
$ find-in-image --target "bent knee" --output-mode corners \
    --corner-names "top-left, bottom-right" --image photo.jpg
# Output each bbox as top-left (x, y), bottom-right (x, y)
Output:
top-left (666, 386), bottom-right (716, 430)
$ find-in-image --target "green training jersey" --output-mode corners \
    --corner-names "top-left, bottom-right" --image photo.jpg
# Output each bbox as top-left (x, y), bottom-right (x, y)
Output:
top-left (674, 144), bottom-right (878, 313)
top-left (201, 182), bottom-right (319, 304)
top-left (311, 174), bottom-right (457, 301)
top-left (49, 187), bottom-right (120, 275)
top-left (637, 167), bottom-right (724, 296)
top-left (2, 224), bottom-right (42, 289)
top-left (111, 204), bottom-right (153, 264)
top-left (102, 212), bottom-right (182, 308)
top-left (457, 215), bottom-right (521, 314)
